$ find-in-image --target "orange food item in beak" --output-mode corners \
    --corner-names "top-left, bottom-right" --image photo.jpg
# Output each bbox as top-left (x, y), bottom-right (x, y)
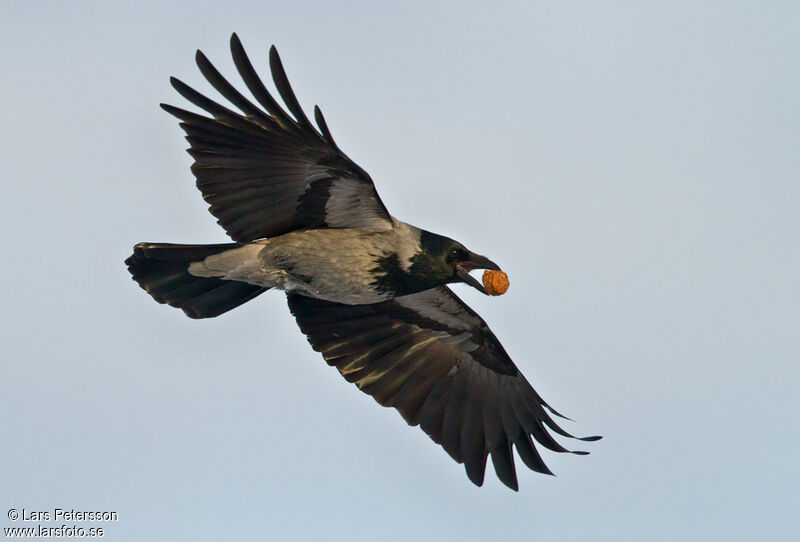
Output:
top-left (482, 270), bottom-right (510, 296)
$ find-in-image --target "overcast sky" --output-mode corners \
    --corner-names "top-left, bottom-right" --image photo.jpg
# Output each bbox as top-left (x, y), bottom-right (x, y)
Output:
top-left (2, 2), bottom-right (798, 541)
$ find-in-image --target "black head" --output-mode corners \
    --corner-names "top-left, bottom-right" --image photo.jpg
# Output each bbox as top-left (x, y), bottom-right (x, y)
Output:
top-left (417, 230), bottom-right (501, 295)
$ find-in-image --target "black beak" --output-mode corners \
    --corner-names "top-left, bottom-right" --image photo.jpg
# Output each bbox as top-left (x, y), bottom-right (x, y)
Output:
top-left (456, 252), bottom-right (501, 295)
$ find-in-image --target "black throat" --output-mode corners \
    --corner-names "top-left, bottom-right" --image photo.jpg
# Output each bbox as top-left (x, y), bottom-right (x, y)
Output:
top-left (371, 252), bottom-right (445, 297)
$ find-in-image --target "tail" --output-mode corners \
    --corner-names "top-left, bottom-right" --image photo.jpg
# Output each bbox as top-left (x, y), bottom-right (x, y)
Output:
top-left (125, 243), bottom-right (268, 319)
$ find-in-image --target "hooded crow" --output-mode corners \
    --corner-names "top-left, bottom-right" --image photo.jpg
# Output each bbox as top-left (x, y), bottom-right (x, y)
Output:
top-left (126, 34), bottom-right (599, 490)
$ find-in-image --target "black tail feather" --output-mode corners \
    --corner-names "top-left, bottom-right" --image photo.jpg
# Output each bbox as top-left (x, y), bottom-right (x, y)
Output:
top-left (125, 242), bottom-right (268, 319)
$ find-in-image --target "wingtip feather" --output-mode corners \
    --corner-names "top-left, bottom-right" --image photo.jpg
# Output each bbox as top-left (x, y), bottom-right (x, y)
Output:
top-left (314, 105), bottom-right (338, 148)
top-left (195, 49), bottom-right (210, 69)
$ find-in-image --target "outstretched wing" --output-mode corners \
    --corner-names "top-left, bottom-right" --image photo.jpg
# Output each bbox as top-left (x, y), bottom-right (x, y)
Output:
top-left (287, 286), bottom-right (600, 490)
top-left (162, 33), bottom-right (392, 242)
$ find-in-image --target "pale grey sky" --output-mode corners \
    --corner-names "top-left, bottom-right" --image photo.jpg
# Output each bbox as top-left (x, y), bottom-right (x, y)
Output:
top-left (2, 2), bottom-right (798, 541)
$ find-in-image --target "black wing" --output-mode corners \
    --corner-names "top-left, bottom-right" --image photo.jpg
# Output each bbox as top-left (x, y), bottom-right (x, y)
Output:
top-left (162, 33), bottom-right (392, 242)
top-left (287, 286), bottom-right (600, 490)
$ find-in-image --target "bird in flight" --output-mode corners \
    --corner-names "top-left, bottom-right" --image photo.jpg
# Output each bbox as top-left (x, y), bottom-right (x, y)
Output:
top-left (126, 34), bottom-right (599, 490)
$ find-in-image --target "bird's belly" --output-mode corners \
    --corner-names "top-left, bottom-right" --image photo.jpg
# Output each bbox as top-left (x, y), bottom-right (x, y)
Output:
top-left (278, 274), bottom-right (390, 305)
top-left (257, 230), bottom-right (397, 305)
